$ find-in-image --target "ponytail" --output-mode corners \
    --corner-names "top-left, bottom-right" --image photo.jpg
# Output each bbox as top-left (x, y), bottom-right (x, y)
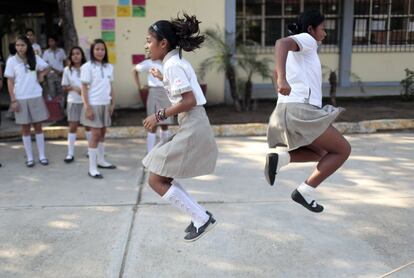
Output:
top-left (149, 12), bottom-right (204, 58)
top-left (287, 9), bottom-right (325, 36)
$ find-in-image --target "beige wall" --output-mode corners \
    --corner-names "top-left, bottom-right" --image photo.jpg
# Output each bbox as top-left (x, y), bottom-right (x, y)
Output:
top-left (351, 52), bottom-right (414, 82)
top-left (73, 0), bottom-right (226, 108)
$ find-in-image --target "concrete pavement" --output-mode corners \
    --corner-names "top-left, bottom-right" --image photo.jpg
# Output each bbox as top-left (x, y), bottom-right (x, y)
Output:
top-left (1, 133), bottom-right (414, 277)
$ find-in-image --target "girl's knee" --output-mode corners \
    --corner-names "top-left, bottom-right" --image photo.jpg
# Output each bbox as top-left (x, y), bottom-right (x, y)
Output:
top-left (343, 141), bottom-right (352, 159)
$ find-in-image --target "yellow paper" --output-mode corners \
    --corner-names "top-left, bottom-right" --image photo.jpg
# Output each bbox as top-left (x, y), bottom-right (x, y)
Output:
top-left (106, 41), bottom-right (116, 52)
top-left (108, 52), bottom-right (117, 64)
top-left (117, 6), bottom-right (131, 17)
top-left (100, 5), bottom-right (115, 17)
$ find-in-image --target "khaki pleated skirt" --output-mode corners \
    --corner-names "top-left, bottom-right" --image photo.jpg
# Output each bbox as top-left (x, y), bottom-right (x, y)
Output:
top-left (80, 104), bottom-right (111, 128)
top-left (142, 106), bottom-right (218, 178)
top-left (15, 96), bottom-right (49, 124)
top-left (147, 87), bottom-right (174, 125)
top-left (267, 102), bottom-right (345, 151)
top-left (67, 102), bottom-right (83, 122)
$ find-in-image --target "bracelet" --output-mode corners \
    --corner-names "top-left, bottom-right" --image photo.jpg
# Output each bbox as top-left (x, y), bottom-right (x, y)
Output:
top-left (155, 108), bottom-right (167, 122)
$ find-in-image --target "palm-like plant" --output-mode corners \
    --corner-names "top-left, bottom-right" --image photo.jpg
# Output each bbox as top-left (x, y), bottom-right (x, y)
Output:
top-left (237, 43), bottom-right (272, 110)
top-left (199, 28), bottom-right (242, 111)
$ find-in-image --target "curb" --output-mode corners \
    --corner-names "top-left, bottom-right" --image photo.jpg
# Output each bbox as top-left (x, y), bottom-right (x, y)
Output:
top-left (0, 119), bottom-right (413, 140)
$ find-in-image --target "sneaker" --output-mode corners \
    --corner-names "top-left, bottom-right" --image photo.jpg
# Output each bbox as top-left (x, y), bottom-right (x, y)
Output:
top-left (264, 153), bottom-right (278, 186)
top-left (184, 214), bottom-right (217, 242)
top-left (184, 211), bottom-right (212, 233)
top-left (291, 189), bottom-right (324, 213)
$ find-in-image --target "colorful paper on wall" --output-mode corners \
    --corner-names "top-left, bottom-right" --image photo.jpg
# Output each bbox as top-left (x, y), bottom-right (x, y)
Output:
top-left (106, 41), bottom-right (116, 52)
top-left (117, 6), bottom-right (132, 17)
top-left (132, 6), bottom-right (145, 17)
top-left (102, 31), bottom-right (116, 42)
top-left (83, 6), bottom-right (97, 17)
top-left (132, 0), bottom-right (146, 5)
top-left (132, 54), bottom-right (145, 65)
top-left (108, 52), bottom-right (117, 64)
top-left (118, 0), bottom-right (130, 5)
top-left (101, 19), bottom-right (115, 30)
top-left (100, 5), bottom-right (115, 17)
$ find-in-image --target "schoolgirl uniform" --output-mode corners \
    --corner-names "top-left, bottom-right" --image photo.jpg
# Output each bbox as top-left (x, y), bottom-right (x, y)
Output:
top-left (62, 65), bottom-right (86, 162)
top-left (4, 55), bottom-right (49, 125)
top-left (80, 60), bottom-right (115, 178)
top-left (62, 66), bottom-right (83, 122)
top-left (135, 59), bottom-right (173, 125)
top-left (4, 55), bottom-right (50, 166)
top-left (142, 49), bottom-right (218, 178)
top-left (80, 61), bottom-right (113, 128)
top-left (267, 32), bottom-right (344, 151)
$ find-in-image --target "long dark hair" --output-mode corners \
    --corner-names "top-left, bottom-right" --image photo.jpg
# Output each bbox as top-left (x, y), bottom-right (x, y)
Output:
top-left (68, 46), bottom-right (86, 70)
top-left (90, 39), bottom-right (108, 64)
top-left (16, 35), bottom-right (36, 71)
top-left (287, 9), bottom-right (325, 36)
top-left (149, 12), bottom-right (204, 58)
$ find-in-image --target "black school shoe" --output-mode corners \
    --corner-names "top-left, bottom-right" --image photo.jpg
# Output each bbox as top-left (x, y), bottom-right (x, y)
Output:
top-left (184, 214), bottom-right (217, 242)
top-left (64, 155), bottom-right (75, 163)
top-left (88, 172), bottom-right (104, 179)
top-left (97, 164), bottom-right (117, 169)
top-left (184, 211), bottom-right (212, 233)
top-left (264, 153), bottom-right (279, 186)
top-left (291, 189), bottom-right (324, 213)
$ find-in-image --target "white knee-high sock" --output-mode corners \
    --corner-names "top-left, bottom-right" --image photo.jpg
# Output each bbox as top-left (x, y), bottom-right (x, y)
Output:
top-left (146, 132), bottom-right (156, 152)
top-left (35, 133), bottom-right (46, 160)
top-left (97, 142), bottom-right (112, 166)
top-left (159, 129), bottom-right (170, 142)
top-left (297, 182), bottom-right (317, 204)
top-left (22, 135), bottom-right (33, 162)
top-left (277, 151), bottom-right (291, 172)
top-left (162, 183), bottom-right (209, 230)
top-left (67, 133), bottom-right (77, 156)
top-left (172, 180), bottom-right (206, 213)
top-left (88, 148), bottom-right (99, 175)
top-left (85, 130), bottom-right (92, 144)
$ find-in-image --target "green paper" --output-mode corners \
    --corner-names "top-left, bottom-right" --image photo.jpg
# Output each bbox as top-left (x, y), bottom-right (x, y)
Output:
top-left (132, 5), bottom-right (145, 17)
top-left (102, 31), bottom-right (115, 41)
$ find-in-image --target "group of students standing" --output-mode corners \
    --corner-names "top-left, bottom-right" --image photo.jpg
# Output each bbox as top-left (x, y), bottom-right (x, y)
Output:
top-left (3, 31), bottom-right (116, 178)
top-left (1, 9), bottom-right (351, 242)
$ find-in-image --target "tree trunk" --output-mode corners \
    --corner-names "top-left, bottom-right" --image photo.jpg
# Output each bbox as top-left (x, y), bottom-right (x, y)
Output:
top-left (244, 79), bottom-right (252, 111)
top-left (226, 67), bottom-right (242, 112)
top-left (58, 0), bottom-right (78, 53)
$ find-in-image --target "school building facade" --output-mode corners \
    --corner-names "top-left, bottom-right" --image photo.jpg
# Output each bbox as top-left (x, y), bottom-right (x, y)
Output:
top-left (68, 0), bottom-right (414, 106)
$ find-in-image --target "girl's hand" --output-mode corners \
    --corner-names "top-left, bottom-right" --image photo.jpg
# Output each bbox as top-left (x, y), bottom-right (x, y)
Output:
top-left (149, 68), bottom-right (163, 81)
top-left (277, 78), bottom-right (291, 95)
top-left (37, 73), bottom-right (45, 83)
top-left (11, 101), bottom-right (20, 112)
top-left (143, 114), bottom-right (157, 131)
top-left (86, 106), bottom-right (94, 121)
top-left (109, 103), bottom-right (115, 116)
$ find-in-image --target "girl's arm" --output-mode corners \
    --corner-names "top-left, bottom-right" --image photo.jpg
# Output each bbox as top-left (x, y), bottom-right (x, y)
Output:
top-left (274, 37), bottom-right (299, 95)
top-left (110, 83), bottom-right (115, 115)
top-left (143, 91), bottom-right (196, 131)
top-left (7, 78), bottom-right (19, 112)
top-left (37, 68), bottom-right (50, 83)
top-left (164, 91), bottom-right (195, 117)
top-left (132, 67), bottom-right (141, 89)
top-left (81, 83), bottom-right (94, 120)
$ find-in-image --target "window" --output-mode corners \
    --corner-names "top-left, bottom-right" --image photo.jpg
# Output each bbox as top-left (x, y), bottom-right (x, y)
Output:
top-left (236, 0), bottom-right (341, 53)
top-left (353, 0), bottom-right (414, 52)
